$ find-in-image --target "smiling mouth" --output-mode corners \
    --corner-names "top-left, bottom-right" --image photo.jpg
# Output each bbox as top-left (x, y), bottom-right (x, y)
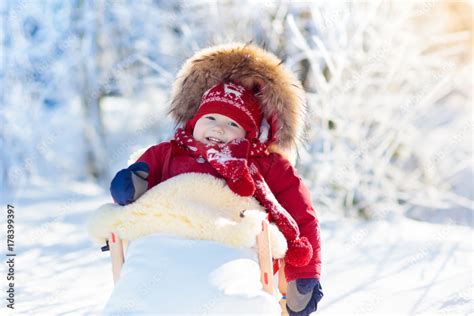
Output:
top-left (206, 137), bottom-right (224, 144)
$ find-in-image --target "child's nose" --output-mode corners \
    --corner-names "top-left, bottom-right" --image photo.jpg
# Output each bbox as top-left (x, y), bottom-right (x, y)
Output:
top-left (212, 123), bottom-right (225, 134)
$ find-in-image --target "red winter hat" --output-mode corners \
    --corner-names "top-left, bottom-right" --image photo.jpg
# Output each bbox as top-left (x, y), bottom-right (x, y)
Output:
top-left (187, 82), bottom-right (263, 139)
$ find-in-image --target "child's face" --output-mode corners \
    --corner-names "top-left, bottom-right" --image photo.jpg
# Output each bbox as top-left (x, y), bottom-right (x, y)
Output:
top-left (193, 113), bottom-right (246, 145)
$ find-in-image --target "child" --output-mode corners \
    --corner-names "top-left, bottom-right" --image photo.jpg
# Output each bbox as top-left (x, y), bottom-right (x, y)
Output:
top-left (110, 44), bottom-right (323, 315)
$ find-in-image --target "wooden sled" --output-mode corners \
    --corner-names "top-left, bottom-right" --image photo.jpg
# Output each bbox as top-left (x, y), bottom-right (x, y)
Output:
top-left (102, 219), bottom-right (289, 315)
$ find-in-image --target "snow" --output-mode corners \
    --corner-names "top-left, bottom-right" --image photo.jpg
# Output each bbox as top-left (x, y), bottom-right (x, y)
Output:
top-left (3, 183), bottom-right (472, 315)
top-left (104, 235), bottom-right (280, 314)
top-left (319, 214), bottom-right (473, 315)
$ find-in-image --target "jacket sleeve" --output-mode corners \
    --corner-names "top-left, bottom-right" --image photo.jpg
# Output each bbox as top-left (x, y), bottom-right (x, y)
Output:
top-left (264, 153), bottom-right (321, 281)
top-left (135, 142), bottom-right (171, 189)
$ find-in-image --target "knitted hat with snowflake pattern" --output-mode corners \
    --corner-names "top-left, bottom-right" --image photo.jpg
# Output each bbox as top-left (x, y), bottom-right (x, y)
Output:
top-left (187, 81), bottom-right (263, 140)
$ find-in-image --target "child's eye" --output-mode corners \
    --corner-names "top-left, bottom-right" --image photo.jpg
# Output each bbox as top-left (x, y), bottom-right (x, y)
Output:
top-left (205, 116), bottom-right (216, 120)
top-left (229, 122), bottom-right (240, 128)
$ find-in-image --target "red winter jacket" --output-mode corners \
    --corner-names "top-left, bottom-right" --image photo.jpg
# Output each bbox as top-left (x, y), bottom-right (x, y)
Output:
top-left (136, 141), bottom-right (321, 281)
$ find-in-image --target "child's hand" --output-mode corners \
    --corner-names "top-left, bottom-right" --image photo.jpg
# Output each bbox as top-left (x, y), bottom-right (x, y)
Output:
top-left (286, 278), bottom-right (323, 316)
top-left (110, 162), bottom-right (149, 205)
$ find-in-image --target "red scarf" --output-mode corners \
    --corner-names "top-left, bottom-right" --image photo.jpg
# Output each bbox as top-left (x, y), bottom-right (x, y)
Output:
top-left (174, 128), bottom-right (313, 267)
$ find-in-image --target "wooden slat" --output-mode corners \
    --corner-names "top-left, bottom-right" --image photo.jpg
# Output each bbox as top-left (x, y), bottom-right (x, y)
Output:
top-left (109, 232), bottom-right (124, 284)
top-left (256, 219), bottom-right (273, 295)
top-left (278, 259), bottom-right (289, 315)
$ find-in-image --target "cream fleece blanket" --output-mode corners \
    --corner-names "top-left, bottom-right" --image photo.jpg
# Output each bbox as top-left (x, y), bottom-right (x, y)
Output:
top-left (87, 173), bottom-right (287, 258)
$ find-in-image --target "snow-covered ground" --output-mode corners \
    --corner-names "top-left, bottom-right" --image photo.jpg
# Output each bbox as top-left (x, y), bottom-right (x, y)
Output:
top-left (2, 181), bottom-right (472, 315)
top-left (320, 214), bottom-right (473, 315)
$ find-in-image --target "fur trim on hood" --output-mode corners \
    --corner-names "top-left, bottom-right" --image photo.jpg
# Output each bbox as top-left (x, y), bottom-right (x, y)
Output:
top-left (169, 43), bottom-right (307, 155)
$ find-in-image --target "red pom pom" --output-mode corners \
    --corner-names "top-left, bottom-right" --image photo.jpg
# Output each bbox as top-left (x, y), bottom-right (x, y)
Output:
top-left (284, 237), bottom-right (313, 267)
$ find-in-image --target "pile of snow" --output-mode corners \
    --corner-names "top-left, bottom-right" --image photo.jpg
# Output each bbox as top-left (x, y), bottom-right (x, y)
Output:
top-left (104, 234), bottom-right (280, 314)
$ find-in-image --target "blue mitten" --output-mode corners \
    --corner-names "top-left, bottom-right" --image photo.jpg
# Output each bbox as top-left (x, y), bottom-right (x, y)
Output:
top-left (110, 162), bottom-right (149, 205)
top-left (286, 278), bottom-right (323, 316)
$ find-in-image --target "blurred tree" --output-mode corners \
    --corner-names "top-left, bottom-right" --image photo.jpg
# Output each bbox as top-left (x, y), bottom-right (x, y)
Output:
top-left (75, 0), bottom-right (107, 180)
